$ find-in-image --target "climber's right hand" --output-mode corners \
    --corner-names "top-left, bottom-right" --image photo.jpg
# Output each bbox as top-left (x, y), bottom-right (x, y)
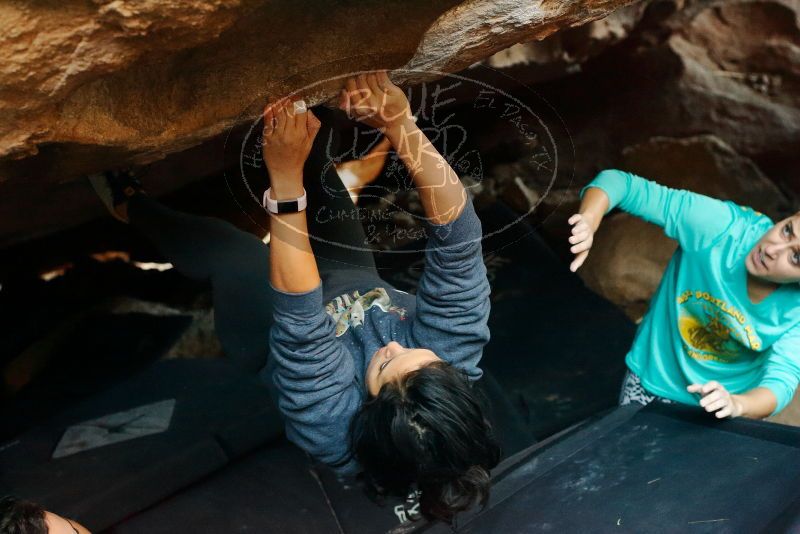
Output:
top-left (338, 71), bottom-right (412, 134)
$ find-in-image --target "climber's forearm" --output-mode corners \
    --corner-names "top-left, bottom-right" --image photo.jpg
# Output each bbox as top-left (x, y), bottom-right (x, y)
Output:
top-left (385, 116), bottom-right (467, 225)
top-left (268, 174), bottom-right (320, 293)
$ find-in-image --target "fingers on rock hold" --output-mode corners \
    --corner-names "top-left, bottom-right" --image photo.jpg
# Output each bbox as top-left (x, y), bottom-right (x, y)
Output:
top-left (293, 99), bottom-right (307, 114)
top-left (366, 72), bottom-right (382, 96)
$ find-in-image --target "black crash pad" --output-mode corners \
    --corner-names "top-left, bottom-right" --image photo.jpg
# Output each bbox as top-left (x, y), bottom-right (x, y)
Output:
top-left (103, 403), bottom-right (800, 533)
top-left (0, 359), bottom-right (283, 532)
top-left (1, 311), bottom-right (192, 442)
top-left (107, 365), bottom-right (534, 534)
top-left (107, 439), bottom-right (341, 534)
top-left (425, 403), bottom-right (800, 533)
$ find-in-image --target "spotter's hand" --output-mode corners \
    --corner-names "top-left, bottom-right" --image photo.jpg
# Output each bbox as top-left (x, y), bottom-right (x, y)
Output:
top-left (687, 381), bottom-right (743, 419)
top-left (567, 212), bottom-right (595, 272)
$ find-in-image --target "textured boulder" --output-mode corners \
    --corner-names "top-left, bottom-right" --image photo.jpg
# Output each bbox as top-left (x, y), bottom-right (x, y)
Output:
top-left (0, 0), bottom-right (638, 247)
top-left (484, 2), bottom-right (647, 84)
top-left (562, 0), bottom-right (800, 190)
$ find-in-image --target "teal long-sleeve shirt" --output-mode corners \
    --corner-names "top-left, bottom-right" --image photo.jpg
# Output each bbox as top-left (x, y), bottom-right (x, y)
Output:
top-left (583, 170), bottom-right (800, 415)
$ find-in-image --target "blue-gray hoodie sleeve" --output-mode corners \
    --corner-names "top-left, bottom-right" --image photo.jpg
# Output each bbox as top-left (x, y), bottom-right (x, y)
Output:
top-left (409, 200), bottom-right (491, 380)
top-left (268, 283), bottom-right (362, 470)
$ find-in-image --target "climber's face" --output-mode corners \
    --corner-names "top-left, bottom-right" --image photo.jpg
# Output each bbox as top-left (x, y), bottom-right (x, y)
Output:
top-left (365, 341), bottom-right (442, 396)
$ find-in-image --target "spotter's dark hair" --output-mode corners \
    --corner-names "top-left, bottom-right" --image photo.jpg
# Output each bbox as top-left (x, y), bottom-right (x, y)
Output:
top-left (0, 496), bottom-right (47, 534)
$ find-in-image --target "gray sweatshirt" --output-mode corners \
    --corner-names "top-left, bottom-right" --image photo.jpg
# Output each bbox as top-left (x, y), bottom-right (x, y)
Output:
top-left (262, 200), bottom-right (491, 474)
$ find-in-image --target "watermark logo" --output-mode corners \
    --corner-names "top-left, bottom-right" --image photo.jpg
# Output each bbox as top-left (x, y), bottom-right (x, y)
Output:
top-left (223, 65), bottom-right (573, 266)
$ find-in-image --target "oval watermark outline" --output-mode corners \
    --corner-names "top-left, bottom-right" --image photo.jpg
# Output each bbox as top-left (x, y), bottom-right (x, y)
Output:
top-left (222, 63), bottom-right (574, 258)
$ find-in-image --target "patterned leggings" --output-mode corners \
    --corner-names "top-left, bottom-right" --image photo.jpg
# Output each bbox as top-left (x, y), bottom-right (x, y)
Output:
top-left (618, 370), bottom-right (675, 407)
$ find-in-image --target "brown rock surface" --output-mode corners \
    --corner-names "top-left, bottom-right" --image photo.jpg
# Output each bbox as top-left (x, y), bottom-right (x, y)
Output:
top-left (577, 135), bottom-right (793, 320)
top-left (484, 2), bottom-right (647, 83)
top-left (561, 0), bottom-right (800, 190)
top-left (0, 0), bottom-right (638, 247)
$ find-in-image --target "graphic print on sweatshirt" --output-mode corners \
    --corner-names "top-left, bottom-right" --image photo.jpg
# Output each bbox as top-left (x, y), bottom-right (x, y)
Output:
top-left (677, 289), bottom-right (761, 363)
top-left (325, 287), bottom-right (408, 337)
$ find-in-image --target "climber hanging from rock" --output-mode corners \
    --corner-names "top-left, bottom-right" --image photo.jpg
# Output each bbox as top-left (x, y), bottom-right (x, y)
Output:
top-left (88, 71), bottom-right (500, 522)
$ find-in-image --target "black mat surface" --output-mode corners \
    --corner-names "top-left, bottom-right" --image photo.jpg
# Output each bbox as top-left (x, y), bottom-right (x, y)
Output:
top-left (108, 440), bottom-right (340, 534)
top-left (0, 359), bottom-right (283, 532)
top-left (1, 311), bottom-right (192, 441)
top-left (425, 403), bottom-right (800, 533)
top-left (102, 403), bottom-right (800, 533)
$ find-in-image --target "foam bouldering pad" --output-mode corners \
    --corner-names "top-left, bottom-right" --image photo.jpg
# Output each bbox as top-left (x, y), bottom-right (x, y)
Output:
top-left (107, 440), bottom-right (341, 534)
top-left (427, 403), bottom-right (800, 533)
top-left (0, 359), bottom-right (283, 532)
top-left (1, 311), bottom-right (193, 441)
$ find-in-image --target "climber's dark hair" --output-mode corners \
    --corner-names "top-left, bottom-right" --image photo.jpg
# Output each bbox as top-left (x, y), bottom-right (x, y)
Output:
top-left (0, 495), bottom-right (47, 534)
top-left (350, 360), bottom-right (501, 522)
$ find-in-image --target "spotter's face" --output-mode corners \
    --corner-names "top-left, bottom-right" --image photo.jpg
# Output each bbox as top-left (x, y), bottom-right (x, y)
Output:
top-left (745, 214), bottom-right (800, 284)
